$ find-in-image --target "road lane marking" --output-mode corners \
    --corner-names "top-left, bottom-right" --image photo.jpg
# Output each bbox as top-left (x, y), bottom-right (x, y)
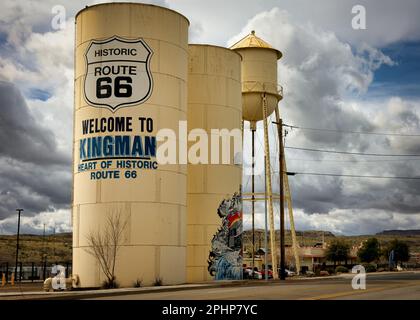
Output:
top-left (198, 289), bottom-right (240, 295)
top-left (301, 281), bottom-right (420, 300)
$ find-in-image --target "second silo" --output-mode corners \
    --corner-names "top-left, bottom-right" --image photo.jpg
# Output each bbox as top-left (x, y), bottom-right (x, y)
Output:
top-left (187, 45), bottom-right (243, 282)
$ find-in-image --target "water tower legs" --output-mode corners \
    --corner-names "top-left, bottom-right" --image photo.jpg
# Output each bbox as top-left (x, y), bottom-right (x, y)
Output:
top-left (251, 122), bottom-right (256, 273)
top-left (262, 94), bottom-right (278, 279)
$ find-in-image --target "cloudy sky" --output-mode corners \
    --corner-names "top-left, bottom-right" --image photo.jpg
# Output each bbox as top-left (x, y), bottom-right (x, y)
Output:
top-left (0, 0), bottom-right (419, 236)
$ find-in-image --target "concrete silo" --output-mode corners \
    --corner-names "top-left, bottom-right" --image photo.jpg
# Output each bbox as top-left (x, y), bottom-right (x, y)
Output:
top-left (187, 45), bottom-right (243, 282)
top-left (73, 3), bottom-right (189, 287)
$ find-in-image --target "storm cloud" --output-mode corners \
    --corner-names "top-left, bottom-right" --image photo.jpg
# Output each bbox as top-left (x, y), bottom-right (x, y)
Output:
top-left (0, 1), bottom-right (419, 235)
top-left (0, 81), bottom-right (69, 165)
top-left (0, 81), bottom-right (71, 224)
top-left (236, 8), bottom-right (420, 234)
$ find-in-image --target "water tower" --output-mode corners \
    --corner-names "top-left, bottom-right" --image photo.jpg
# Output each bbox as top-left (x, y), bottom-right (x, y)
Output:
top-left (230, 30), bottom-right (282, 122)
top-left (231, 31), bottom-right (300, 278)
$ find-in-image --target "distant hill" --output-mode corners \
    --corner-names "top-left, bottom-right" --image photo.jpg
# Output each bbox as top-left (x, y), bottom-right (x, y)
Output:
top-left (242, 229), bottom-right (420, 254)
top-left (242, 229), bottom-right (336, 249)
top-left (294, 230), bottom-right (335, 238)
top-left (244, 229), bottom-right (335, 238)
top-left (376, 230), bottom-right (420, 236)
top-left (2, 230), bottom-right (420, 265)
top-left (0, 233), bottom-right (72, 264)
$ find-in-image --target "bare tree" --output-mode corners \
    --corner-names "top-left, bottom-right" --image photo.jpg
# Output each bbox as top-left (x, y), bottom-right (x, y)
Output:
top-left (85, 211), bottom-right (128, 288)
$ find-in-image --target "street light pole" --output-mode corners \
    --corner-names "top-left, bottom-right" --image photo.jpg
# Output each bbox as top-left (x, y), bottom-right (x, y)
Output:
top-left (15, 209), bottom-right (23, 280)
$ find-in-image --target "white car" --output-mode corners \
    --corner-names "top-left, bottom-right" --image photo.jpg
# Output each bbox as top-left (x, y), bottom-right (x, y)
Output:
top-left (278, 268), bottom-right (296, 277)
top-left (244, 268), bottom-right (263, 279)
top-left (253, 271), bottom-right (263, 279)
top-left (285, 269), bottom-right (296, 276)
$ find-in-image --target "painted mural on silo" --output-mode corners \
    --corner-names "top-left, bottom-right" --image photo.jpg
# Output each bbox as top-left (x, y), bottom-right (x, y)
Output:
top-left (207, 192), bottom-right (243, 280)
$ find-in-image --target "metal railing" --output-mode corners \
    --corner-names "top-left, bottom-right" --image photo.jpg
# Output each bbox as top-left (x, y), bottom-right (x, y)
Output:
top-left (0, 262), bottom-right (72, 283)
top-left (241, 80), bottom-right (283, 98)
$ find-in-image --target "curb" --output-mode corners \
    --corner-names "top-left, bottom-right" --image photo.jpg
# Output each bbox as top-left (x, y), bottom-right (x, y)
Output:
top-left (0, 279), bottom-right (284, 300)
top-left (4, 271), bottom-right (417, 300)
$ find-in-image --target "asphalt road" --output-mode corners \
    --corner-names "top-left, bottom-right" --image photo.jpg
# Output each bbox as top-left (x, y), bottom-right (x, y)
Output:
top-left (90, 272), bottom-right (420, 300)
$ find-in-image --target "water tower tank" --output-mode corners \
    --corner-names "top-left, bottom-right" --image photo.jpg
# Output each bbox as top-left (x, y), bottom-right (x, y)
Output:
top-left (230, 31), bottom-right (282, 122)
top-left (187, 44), bottom-right (242, 282)
top-left (73, 3), bottom-right (189, 287)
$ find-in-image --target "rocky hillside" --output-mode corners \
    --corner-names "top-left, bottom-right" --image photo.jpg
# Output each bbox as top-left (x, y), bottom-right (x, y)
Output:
top-left (376, 230), bottom-right (420, 236)
top-left (0, 233), bottom-right (72, 265)
top-left (1, 229), bottom-right (420, 265)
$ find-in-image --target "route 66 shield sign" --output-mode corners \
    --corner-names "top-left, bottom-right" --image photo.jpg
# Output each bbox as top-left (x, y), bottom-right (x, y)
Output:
top-left (84, 36), bottom-right (153, 112)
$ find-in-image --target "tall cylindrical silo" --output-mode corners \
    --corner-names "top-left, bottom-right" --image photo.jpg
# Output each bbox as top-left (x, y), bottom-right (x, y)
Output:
top-left (230, 30), bottom-right (282, 123)
top-left (73, 3), bottom-right (189, 287)
top-left (187, 44), bottom-right (243, 282)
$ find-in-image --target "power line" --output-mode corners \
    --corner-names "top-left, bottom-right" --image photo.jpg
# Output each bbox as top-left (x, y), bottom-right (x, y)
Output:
top-left (286, 157), bottom-right (420, 163)
top-left (290, 172), bottom-right (420, 180)
top-left (285, 146), bottom-right (420, 157)
top-left (284, 124), bottom-right (420, 137)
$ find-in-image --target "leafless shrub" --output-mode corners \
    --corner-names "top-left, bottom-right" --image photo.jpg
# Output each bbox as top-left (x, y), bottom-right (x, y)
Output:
top-left (85, 210), bottom-right (128, 288)
top-left (153, 277), bottom-right (163, 286)
top-left (133, 278), bottom-right (142, 288)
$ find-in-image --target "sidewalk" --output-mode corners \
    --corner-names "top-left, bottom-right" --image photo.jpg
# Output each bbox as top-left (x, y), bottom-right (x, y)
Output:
top-left (2, 271), bottom-right (417, 300)
top-left (0, 278), bottom-right (299, 300)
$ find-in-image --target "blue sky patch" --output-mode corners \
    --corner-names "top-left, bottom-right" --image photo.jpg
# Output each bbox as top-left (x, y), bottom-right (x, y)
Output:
top-left (27, 88), bottom-right (52, 101)
top-left (368, 41), bottom-right (420, 98)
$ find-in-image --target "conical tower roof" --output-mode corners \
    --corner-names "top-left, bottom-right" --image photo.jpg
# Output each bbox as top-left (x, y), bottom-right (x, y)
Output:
top-left (230, 30), bottom-right (282, 59)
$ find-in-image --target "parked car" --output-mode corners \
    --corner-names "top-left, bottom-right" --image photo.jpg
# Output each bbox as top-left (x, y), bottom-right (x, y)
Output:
top-left (243, 268), bottom-right (253, 279)
top-left (277, 268), bottom-right (296, 277)
top-left (245, 267), bottom-right (264, 279)
top-left (252, 270), bottom-right (263, 279)
top-left (285, 269), bottom-right (296, 276)
top-left (260, 269), bottom-right (273, 279)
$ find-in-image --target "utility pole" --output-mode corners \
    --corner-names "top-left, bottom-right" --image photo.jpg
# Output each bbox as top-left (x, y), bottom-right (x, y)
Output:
top-left (42, 224), bottom-right (46, 279)
top-left (274, 117), bottom-right (286, 280)
top-left (42, 224), bottom-right (46, 255)
top-left (15, 209), bottom-right (23, 280)
top-left (53, 224), bottom-right (57, 264)
top-left (279, 118), bottom-right (286, 280)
